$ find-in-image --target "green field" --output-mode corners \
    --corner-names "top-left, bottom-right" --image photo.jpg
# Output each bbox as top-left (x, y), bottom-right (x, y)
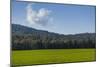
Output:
top-left (12, 49), bottom-right (96, 66)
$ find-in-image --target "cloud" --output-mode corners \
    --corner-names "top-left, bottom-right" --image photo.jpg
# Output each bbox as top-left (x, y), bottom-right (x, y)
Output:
top-left (26, 4), bottom-right (52, 26)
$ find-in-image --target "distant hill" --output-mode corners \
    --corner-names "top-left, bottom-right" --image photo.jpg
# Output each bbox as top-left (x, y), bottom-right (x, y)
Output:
top-left (12, 24), bottom-right (62, 37)
top-left (12, 24), bottom-right (96, 50)
top-left (12, 24), bottom-right (95, 40)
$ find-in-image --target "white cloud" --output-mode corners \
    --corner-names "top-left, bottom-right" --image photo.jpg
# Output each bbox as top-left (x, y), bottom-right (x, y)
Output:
top-left (26, 4), bottom-right (52, 26)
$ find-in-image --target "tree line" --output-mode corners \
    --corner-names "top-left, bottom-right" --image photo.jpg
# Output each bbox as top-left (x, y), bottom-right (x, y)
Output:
top-left (12, 34), bottom-right (95, 50)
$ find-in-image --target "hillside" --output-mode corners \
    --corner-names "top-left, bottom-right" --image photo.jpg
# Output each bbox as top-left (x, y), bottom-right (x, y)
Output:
top-left (12, 24), bottom-right (96, 50)
top-left (12, 24), bottom-right (95, 39)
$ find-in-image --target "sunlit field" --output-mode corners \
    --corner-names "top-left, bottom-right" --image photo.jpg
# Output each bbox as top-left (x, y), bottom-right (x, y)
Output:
top-left (12, 49), bottom-right (96, 66)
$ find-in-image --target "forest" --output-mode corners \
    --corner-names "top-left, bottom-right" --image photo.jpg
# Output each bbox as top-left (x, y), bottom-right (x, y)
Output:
top-left (12, 24), bottom-right (96, 50)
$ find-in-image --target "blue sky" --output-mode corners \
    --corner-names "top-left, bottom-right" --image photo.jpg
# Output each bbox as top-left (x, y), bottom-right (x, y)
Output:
top-left (12, 0), bottom-right (96, 35)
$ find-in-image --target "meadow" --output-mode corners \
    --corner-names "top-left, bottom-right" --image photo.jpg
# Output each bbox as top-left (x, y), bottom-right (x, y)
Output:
top-left (12, 49), bottom-right (96, 66)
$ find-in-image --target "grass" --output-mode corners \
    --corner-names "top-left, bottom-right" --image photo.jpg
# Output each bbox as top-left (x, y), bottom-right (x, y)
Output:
top-left (12, 49), bottom-right (96, 66)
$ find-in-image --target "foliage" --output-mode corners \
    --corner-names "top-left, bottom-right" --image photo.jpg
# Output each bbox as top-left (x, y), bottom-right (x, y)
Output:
top-left (12, 24), bottom-right (96, 50)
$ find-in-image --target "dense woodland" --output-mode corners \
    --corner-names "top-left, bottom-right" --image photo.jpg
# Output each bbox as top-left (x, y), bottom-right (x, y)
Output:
top-left (12, 24), bottom-right (96, 50)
